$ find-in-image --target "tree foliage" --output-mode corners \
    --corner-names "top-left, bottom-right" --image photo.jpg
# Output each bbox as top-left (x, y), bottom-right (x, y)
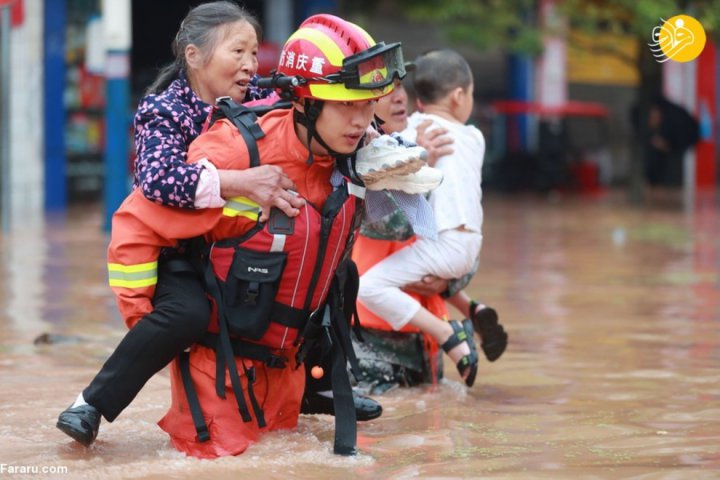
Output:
top-left (395, 0), bottom-right (720, 55)
top-left (395, 0), bottom-right (542, 54)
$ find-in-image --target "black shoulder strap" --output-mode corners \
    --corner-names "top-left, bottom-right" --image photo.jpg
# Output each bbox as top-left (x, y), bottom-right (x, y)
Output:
top-left (214, 97), bottom-right (265, 168)
top-left (211, 97), bottom-right (293, 167)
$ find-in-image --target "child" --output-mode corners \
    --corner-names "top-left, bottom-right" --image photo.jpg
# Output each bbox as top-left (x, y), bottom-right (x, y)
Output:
top-left (353, 73), bottom-right (507, 392)
top-left (103, 14), bottom-right (405, 458)
top-left (358, 49), bottom-right (507, 387)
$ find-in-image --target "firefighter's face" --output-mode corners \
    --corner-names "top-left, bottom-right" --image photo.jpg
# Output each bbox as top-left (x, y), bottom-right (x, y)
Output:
top-left (314, 100), bottom-right (377, 154)
top-left (186, 20), bottom-right (258, 104)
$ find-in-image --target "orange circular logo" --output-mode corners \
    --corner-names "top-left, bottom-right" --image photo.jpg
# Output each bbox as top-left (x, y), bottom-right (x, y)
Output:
top-left (650, 15), bottom-right (706, 63)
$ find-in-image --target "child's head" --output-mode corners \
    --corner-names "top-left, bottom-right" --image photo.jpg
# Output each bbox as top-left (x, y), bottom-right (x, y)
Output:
top-left (275, 14), bottom-right (406, 155)
top-left (148, 1), bottom-right (261, 104)
top-left (412, 49), bottom-right (474, 124)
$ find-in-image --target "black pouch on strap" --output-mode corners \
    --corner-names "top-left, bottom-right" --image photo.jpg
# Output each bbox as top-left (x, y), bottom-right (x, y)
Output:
top-left (223, 248), bottom-right (287, 340)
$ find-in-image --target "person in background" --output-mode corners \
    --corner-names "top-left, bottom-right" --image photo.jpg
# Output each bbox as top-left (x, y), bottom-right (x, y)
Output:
top-left (643, 95), bottom-right (699, 204)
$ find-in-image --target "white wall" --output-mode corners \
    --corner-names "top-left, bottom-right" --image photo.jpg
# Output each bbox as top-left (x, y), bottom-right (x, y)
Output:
top-left (9, 0), bottom-right (44, 229)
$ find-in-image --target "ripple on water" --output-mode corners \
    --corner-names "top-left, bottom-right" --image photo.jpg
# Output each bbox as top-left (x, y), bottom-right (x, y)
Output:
top-left (604, 369), bottom-right (677, 379)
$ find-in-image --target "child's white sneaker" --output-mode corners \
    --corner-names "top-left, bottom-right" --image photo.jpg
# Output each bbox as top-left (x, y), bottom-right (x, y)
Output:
top-left (366, 165), bottom-right (443, 194)
top-left (356, 135), bottom-right (427, 185)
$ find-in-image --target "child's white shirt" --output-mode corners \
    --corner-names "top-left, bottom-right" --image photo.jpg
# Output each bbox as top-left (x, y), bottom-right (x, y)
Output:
top-left (403, 112), bottom-right (484, 234)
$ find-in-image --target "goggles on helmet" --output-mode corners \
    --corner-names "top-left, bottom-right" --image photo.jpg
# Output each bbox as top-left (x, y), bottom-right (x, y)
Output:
top-left (324, 42), bottom-right (406, 90)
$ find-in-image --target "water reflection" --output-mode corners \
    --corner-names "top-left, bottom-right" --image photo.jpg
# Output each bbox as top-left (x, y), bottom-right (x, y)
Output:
top-left (0, 192), bottom-right (719, 478)
top-left (1, 219), bottom-right (48, 342)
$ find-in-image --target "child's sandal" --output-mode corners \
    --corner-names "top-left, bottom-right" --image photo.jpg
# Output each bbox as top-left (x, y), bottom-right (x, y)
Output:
top-left (440, 319), bottom-right (479, 387)
top-left (469, 302), bottom-right (508, 362)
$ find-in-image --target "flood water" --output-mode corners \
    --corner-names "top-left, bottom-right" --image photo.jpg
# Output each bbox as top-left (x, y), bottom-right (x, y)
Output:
top-left (0, 190), bottom-right (718, 479)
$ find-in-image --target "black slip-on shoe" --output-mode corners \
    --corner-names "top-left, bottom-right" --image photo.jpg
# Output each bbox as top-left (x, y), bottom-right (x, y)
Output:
top-left (301, 390), bottom-right (383, 421)
top-left (56, 404), bottom-right (101, 447)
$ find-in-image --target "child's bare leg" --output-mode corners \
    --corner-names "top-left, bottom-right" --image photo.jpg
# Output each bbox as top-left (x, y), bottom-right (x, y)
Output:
top-left (447, 290), bottom-right (473, 318)
top-left (408, 307), bottom-right (470, 378)
top-left (448, 290), bottom-right (491, 318)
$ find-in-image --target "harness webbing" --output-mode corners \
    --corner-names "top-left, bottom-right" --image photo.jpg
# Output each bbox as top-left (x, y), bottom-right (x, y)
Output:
top-left (179, 351), bottom-right (210, 442)
top-left (214, 97), bottom-right (288, 168)
top-left (296, 259), bottom-right (364, 455)
top-left (202, 258), bottom-right (264, 426)
top-left (199, 334), bottom-right (288, 368)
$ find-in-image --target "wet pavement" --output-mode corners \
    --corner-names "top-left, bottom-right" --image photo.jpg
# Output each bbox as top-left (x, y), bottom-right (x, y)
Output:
top-left (0, 190), bottom-right (718, 479)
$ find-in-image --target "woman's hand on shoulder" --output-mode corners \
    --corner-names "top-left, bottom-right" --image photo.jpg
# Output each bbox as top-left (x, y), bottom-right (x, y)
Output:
top-left (218, 166), bottom-right (305, 222)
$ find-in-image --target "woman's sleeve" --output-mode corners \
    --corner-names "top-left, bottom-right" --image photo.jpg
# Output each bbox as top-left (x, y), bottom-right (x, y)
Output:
top-left (245, 74), bottom-right (276, 101)
top-left (133, 103), bottom-right (204, 209)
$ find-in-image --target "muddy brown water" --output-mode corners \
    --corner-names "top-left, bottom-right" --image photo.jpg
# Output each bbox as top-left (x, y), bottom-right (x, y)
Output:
top-left (0, 191), bottom-right (718, 479)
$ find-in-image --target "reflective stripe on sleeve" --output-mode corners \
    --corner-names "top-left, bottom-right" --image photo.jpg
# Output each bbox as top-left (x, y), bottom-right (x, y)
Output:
top-left (108, 261), bottom-right (158, 288)
top-left (223, 196), bottom-right (261, 221)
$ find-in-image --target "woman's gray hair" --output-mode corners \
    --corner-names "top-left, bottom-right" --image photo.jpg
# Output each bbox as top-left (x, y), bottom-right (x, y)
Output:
top-left (146, 1), bottom-right (261, 95)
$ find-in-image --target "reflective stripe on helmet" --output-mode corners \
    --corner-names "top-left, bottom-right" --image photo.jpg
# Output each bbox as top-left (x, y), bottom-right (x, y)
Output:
top-left (285, 27), bottom-right (346, 68)
top-left (307, 82), bottom-right (392, 102)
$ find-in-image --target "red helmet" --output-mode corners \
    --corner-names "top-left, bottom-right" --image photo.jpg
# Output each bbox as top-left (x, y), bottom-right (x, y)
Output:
top-left (276, 14), bottom-right (406, 102)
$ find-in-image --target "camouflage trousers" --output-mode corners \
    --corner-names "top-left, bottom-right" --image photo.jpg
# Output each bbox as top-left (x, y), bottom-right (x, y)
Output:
top-left (352, 328), bottom-right (443, 395)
